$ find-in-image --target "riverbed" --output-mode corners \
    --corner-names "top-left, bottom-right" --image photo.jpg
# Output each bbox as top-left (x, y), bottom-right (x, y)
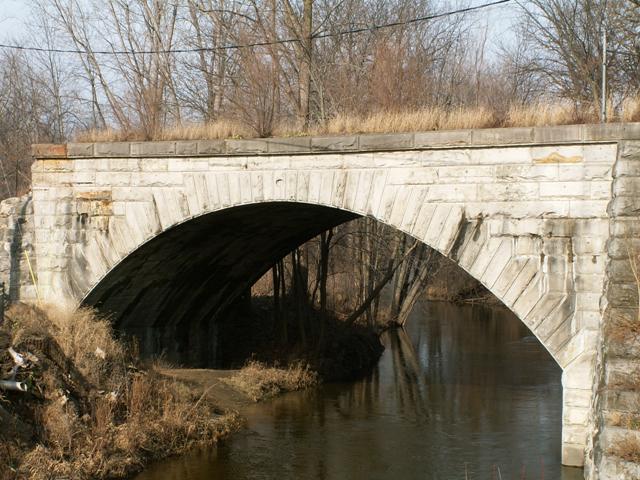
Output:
top-left (135, 301), bottom-right (584, 480)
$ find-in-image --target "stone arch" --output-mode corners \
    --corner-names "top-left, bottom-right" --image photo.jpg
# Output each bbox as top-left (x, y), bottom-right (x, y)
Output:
top-left (70, 194), bottom-right (582, 464)
top-left (31, 142), bottom-right (615, 468)
top-left (67, 172), bottom-right (569, 370)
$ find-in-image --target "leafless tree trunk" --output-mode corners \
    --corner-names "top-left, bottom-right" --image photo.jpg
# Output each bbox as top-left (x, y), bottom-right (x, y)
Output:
top-left (299, 0), bottom-right (313, 127)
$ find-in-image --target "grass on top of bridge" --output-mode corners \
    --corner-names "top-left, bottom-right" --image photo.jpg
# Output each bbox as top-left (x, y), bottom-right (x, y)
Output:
top-left (74, 98), bottom-right (640, 143)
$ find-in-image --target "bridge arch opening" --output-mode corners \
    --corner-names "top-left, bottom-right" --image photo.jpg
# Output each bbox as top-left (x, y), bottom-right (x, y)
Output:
top-left (81, 200), bottom-right (559, 371)
top-left (78, 199), bottom-right (569, 468)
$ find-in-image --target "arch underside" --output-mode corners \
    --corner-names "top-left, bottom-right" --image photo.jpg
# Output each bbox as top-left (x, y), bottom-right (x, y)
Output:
top-left (81, 200), bottom-right (569, 369)
top-left (84, 202), bottom-right (358, 365)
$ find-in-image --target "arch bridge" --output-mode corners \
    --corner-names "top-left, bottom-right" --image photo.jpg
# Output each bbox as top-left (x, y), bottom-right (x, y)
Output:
top-left (4, 124), bottom-right (640, 476)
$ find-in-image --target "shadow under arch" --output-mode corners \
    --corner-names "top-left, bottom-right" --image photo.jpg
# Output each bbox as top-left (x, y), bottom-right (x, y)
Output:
top-left (81, 200), bottom-right (557, 370)
top-left (83, 202), bottom-right (357, 365)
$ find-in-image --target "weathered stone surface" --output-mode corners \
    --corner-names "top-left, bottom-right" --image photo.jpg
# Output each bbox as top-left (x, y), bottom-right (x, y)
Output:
top-left (176, 141), bottom-right (198, 155)
top-left (130, 141), bottom-right (176, 156)
top-left (534, 124), bottom-right (584, 143)
top-left (266, 137), bottom-right (311, 153)
top-left (584, 123), bottom-right (630, 141)
top-left (608, 196), bottom-right (640, 217)
top-left (471, 126), bottom-right (534, 144)
top-left (67, 143), bottom-right (94, 157)
top-left (95, 142), bottom-right (130, 156)
top-left (32, 143), bottom-right (68, 158)
top-left (599, 457), bottom-right (640, 480)
top-left (225, 139), bottom-right (268, 154)
top-left (196, 139), bottom-right (225, 154)
top-left (358, 133), bottom-right (414, 151)
top-left (413, 129), bottom-right (472, 147)
top-left (311, 135), bottom-right (358, 151)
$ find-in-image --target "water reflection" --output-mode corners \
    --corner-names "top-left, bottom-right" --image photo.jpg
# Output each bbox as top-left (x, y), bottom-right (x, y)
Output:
top-left (135, 302), bottom-right (584, 480)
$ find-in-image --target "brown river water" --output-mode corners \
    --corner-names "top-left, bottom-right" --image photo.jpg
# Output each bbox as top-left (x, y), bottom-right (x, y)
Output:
top-left (134, 301), bottom-right (584, 480)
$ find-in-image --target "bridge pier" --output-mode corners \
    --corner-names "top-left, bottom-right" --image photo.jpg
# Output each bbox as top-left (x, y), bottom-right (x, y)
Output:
top-left (564, 351), bottom-right (599, 466)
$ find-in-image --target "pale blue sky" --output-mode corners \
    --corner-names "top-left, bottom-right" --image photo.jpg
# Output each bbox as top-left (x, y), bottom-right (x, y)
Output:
top-left (0, 0), bottom-right (28, 41)
top-left (0, 0), bottom-right (521, 55)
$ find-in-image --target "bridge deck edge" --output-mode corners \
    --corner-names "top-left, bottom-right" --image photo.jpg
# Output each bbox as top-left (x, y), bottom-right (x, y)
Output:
top-left (31, 122), bottom-right (640, 159)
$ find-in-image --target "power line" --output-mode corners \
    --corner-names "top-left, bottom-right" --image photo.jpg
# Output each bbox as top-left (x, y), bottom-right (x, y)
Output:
top-left (315, 0), bottom-right (511, 39)
top-left (0, 0), bottom-right (511, 56)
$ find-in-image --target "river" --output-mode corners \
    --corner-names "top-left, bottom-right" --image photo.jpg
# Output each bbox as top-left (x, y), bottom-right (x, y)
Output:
top-left (135, 301), bottom-right (584, 480)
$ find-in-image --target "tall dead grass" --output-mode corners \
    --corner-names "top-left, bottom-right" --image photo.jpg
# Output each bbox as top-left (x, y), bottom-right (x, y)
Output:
top-left (622, 97), bottom-right (640, 122)
top-left (0, 303), bottom-right (241, 480)
top-left (318, 106), bottom-right (499, 135)
top-left (74, 119), bottom-right (252, 143)
top-left (48, 305), bottom-right (125, 386)
top-left (224, 360), bottom-right (318, 402)
top-left (504, 102), bottom-right (597, 127)
top-left (73, 99), bottom-right (640, 143)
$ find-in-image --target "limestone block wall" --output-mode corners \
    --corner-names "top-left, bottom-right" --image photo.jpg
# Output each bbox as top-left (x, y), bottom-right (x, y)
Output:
top-left (586, 140), bottom-right (640, 479)
top-left (0, 195), bottom-right (37, 303)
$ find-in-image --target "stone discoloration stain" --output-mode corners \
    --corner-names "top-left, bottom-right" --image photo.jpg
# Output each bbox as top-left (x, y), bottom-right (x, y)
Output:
top-left (31, 143), bottom-right (68, 159)
top-left (534, 152), bottom-right (583, 164)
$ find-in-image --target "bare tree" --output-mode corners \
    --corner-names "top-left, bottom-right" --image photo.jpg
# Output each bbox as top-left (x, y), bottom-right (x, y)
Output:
top-left (178, 0), bottom-right (244, 121)
top-left (515, 0), bottom-right (638, 113)
top-left (0, 50), bottom-right (58, 197)
top-left (42, 0), bottom-right (181, 138)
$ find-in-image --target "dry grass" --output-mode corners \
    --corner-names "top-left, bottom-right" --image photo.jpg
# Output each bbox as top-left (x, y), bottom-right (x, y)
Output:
top-left (316, 106), bottom-right (498, 135)
top-left (73, 100), bottom-right (640, 143)
top-left (0, 303), bottom-right (241, 480)
top-left (48, 305), bottom-right (126, 386)
top-left (74, 119), bottom-right (252, 143)
top-left (224, 360), bottom-right (318, 402)
top-left (154, 120), bottom-right (252, 141)
top-left (504, 102), bottom-right (594, 127)
top-left (610, 436), bottom-right (640, 463)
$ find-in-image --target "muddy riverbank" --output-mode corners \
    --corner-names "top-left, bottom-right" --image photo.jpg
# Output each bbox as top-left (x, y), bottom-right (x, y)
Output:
top-left (0, 305), bottom-right (322, 480)
top-left (0, 302), bottom-right (380, 480)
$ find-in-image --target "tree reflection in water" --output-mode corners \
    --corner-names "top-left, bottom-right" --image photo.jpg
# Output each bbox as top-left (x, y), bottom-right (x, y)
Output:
top-left (135, 301), bottom-right (584, 480)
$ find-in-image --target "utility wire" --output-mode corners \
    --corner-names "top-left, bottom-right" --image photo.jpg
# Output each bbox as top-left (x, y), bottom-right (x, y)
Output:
top-left (315, 0), bottom-right (511, 39)
top-left (0, 0), bottom-right (511, 56)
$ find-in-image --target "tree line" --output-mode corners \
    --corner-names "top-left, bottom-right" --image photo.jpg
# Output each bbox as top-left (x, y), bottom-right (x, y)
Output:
top-left (0, 0), bottom-right (639, 198)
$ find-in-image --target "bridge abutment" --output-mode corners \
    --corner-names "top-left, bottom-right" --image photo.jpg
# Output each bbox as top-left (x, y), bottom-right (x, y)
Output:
top-left (585, 140), bottom-right (640, 479)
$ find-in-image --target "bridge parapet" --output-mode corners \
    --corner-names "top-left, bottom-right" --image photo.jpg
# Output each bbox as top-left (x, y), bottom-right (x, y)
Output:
top-left (31, 123), bottom-right (640, 160)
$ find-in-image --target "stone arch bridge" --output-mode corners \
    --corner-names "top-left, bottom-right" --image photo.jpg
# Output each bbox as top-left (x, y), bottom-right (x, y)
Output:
top-left (3, 124), bottom-right (640, 476)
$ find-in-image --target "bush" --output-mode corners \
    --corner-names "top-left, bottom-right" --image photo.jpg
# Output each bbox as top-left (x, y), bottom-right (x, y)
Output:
top-left (225, 361), bottom-right (318, 402)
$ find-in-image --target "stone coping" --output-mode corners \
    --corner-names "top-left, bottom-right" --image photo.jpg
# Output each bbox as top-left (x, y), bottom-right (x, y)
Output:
top-left (32, 122), bottom-right (640, 159)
